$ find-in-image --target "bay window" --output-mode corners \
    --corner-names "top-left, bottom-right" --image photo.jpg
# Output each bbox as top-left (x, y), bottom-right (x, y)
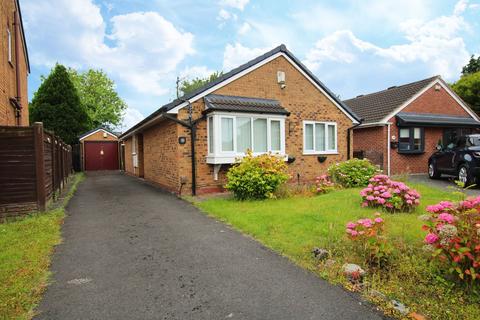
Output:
top-left (207, 112), bottom-right (286, 164)
top-left (303, 121), bottom-right (337, 154)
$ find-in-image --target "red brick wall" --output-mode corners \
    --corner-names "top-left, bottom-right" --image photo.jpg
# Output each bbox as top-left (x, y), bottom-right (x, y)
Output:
top-left (352, 126), bottom-right (386, 169)
top-left (0, 0), bottom-right (29, 126)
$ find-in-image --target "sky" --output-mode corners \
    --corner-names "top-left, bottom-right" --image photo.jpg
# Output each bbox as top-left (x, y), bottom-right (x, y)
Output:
top-left (21, 0), bottom-right (480, 131)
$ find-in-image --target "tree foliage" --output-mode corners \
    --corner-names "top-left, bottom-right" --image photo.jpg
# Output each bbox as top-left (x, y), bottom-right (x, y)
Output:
top-left (462, 55), bottom-right (480, 75)
top-left (179, 71), bottom-right (223, 96)
top-left (452, 72), bottom-right (480, 114)
top-left (68, 69), bottom-right (127, 129)
top-left (30, 64), bottom-right (89, 145)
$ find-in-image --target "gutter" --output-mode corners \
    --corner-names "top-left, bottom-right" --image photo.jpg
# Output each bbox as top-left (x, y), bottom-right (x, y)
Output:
top-left (387, 123), bottom-right (391, 176)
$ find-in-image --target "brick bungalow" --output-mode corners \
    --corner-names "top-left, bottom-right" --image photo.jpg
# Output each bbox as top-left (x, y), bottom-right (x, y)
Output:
top-left (119, 45), bottom-right (361, 195)
top-left (0, 0), bottom-right (29, 126)
top-left (344, 76), bottom-right (480, 176)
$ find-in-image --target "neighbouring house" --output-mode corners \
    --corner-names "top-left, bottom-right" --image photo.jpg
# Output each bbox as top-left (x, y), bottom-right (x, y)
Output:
top-left (119, 45), bottom-right (361, 195)
top-left (79, 128), bottom-right (120, 171)
top-left (344, 76), bottom-right (480, 176)
top-left (0, 0), bottom-right (29, 126)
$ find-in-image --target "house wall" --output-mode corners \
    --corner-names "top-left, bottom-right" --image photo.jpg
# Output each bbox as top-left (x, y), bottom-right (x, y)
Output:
top-left (174, 55), bottom-right (354, 194)
top-left (142, 120), bottom-right (179, 192)
top-left (124, 137), bottom-right (134, 175)
top-left (0, 0), bottom-right (28, 126)
top-left (352, 126), bottom-right (386, 169)
top-left (354, 84), bottom-right (476, 175)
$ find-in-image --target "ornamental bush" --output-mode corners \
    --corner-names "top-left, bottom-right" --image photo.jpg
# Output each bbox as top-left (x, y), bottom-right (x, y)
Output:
top-left (422, 197), bottom-right (480, 285)
top-left (226, 151), bottom-right (290, 200)
top-left (360, 175), bottom-right (420, 212)
top-left (327, 159), bottom-right (380, 188)
top-left (345, 213), bottom-right (391, 268)
top-left (315, 174), bottom-right (335, 194)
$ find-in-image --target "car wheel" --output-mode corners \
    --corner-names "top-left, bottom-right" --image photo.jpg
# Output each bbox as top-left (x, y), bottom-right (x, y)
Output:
top-left (458, 164), bottom-right (472, 187)
top-left (428, 162), bottom-right (441, 179)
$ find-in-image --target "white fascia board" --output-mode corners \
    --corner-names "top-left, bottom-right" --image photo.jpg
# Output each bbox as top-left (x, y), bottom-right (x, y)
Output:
top-left (119, 114), bottom-right (165, 140)
top-left (167, 52), bottom-right (359, 125)
top-left (356, 122), bottom-right (388, 128)
top-left (380, 78), bottom-right (480, 123)
top-left (80, 129), bottom-right (117, 141)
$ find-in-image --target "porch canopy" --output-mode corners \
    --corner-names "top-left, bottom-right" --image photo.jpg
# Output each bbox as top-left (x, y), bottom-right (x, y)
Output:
top-left (204, 94), bottom-right (290, 115)
top-left (396, 112), bottom-right (480, 128)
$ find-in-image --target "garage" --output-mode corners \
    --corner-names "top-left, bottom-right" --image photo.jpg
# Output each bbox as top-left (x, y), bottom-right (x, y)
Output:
top-left (79, 128), bottom-right (119, 171)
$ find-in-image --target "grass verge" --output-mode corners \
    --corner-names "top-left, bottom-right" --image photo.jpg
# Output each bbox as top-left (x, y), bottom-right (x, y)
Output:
top-left (194, 183), bottom-right (480, 319)
top-left (0, 173), bottom-right (85, 319)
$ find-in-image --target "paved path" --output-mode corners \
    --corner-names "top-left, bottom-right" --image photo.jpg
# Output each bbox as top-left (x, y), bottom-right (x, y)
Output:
top-left (408, 174), bottom-right (480, 197)
top-left (36, 173), bottom-right (385, 320)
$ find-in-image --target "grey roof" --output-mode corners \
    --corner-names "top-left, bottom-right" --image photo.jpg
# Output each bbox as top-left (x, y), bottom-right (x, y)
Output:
top-left (343, 76), bottom-right (439, 124)
top-left (204, 94), bottom-right (290, 115)
top-left (396, 112), bottom-right (480, 127)
top-left (120, 44), bottom-right (359, 138)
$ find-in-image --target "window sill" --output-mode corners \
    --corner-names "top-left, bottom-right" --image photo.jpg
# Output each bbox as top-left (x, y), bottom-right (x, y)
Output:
top-left (206, 153), bottom-right (287, 164)
top-left (303, 151), bottom-right (339, 155)
top-left (397, 150), bottom-right (424, 155)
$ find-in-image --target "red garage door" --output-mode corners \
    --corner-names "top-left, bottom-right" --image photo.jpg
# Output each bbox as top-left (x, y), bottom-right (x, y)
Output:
top-left (84, 141), bottom-right (119, 171)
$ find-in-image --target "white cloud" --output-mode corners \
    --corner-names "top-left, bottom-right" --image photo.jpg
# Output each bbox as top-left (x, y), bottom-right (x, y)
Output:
top-left (118, 107), bottom-right (145, 132)
top-left (238, 22), bottom-right (251, 35)
top-left (23, 0), bottom-right (194, 96)
top-left (222, 43), bottom-right (270, 71)
top-left (180, 65), bottom-right (215, 80)
top-left (219, 0), bottom-right (249, 11)
top-left (305, 3), bottom-right (471, 81)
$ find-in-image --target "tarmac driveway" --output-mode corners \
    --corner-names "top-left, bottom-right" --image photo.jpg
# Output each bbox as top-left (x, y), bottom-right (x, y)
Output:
top-left (36, 173), bottom-right (385, 320)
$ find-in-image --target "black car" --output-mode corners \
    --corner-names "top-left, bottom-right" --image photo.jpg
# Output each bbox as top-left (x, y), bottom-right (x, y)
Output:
top-left (428, 134), bottom-right (480, 186)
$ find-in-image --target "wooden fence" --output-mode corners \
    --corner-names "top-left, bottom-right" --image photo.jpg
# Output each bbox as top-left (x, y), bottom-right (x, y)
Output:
top-left (0, 122), bottom-right (72, 218)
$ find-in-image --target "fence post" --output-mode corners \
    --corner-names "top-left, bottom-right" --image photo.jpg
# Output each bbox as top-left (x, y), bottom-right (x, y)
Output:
top-left (33, 122), bottom-right (46, 211)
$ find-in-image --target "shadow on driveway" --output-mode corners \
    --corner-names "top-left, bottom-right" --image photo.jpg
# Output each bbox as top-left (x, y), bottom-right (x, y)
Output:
top-left (408, 174), bottom-right (480, 197)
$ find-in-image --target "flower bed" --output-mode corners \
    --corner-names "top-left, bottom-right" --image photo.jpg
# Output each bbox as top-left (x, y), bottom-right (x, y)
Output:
top-left (360, 175), bottom-right (420, 212)
top-left (315, 174), bottom-right (335, 194)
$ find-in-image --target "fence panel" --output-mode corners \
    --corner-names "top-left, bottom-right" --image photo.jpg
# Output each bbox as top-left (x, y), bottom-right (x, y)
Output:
top-left (0, 123), bottom-right (73, 218)
top-left (0, 126), bottom-right (37, 215)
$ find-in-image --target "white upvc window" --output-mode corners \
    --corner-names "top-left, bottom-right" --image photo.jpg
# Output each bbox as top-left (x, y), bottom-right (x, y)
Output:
top-left (303, 121), bottom-right (337, 154)
top-left (207, 112), bottom-right (286, 164)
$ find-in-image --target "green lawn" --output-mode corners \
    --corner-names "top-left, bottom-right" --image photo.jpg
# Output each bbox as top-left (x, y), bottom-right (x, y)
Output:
top-left (195, 183), bottom-right (480, 319)
top-left (0, 173), bottom-right (84, 320)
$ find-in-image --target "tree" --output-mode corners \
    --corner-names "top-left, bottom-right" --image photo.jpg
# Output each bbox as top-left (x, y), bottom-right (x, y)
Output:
top-left (462, 55), bottom-right (480, 75)
top-left (452, 71), bottom-right (480, 114)
top-left (68, 69), bottom-right (127, 129)
top-left (30, 64), bottom-right (89, 145)
top-left (179, 71), bottom-right (223, 97)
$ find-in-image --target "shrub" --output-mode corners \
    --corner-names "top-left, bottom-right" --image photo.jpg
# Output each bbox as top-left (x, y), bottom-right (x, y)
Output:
top-left (315, 174), bottom-right (335, 194)
top-left (360, 175), bottom-right (420, 212)
top-left (226, 151), bottom-right (290, 200)
top-left (345, 213), bottom-right (391, 268)
top-left (328, 158), bottom-right (379, 188)
top-left (422, 197), bottom-right (480, 285)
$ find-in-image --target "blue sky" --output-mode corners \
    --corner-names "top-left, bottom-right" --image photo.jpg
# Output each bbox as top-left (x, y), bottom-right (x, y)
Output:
top-left (21, 0), bottom-right (480, 131)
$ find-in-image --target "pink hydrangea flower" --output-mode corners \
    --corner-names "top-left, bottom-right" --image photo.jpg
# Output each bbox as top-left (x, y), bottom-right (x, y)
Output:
top-left (366, 196), bottom-right (375, 201)
top-left (377, 198), bottom-right (386, 205)
top-left (424, 233), bottom-right (439, 244)
top-left (346, 222), bottom-right (357, 229)
top-left (374, 217), bottom-right (383, 223)
top-left (438, 212), bottom-right (455, 224)
top-left (381, 192), bottom-right (392, 198)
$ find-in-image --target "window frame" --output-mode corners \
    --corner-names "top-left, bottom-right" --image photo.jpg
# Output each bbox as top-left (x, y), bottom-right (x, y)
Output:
top-left (397, 127), bottom-right (425, 154)
top-left (206, 112), bottom-right (286, 164)
top-left (302, 121), bottom-right (338, 155)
